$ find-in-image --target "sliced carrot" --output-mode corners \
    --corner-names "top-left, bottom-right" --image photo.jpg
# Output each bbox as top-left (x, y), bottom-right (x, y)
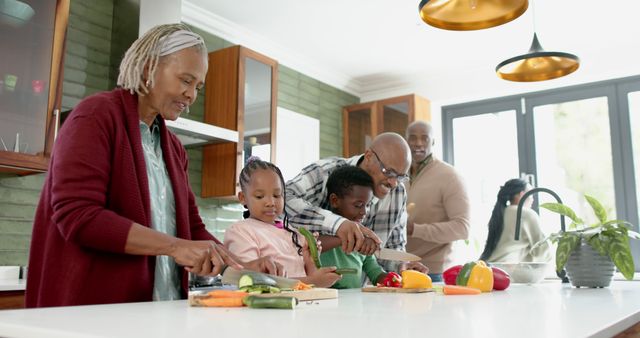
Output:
top-left (206, 290), bottom-right (249, 299)
top-left (293, 281), bottom-right (313, 291)
top-left (199, 297), bottom-right (245, 307)
top-left (442, 285), bottom-right (481, 295)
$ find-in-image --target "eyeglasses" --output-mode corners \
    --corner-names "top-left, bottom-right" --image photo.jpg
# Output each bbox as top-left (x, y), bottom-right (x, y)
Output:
top-left (370, 149), bottom-right (410, 183)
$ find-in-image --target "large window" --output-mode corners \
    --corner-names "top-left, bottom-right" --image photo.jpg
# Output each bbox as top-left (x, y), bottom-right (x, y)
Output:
top-left (629, 91), bottom-right (640, 218)
top-left (443, 76), bottom-right (640, 267)
top-left (533, 97), bottom-right (616, 228)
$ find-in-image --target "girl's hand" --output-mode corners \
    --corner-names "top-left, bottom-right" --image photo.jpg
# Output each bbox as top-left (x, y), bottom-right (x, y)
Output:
top-left (306, 267), bottom-right (342, 288)
top-left (315, 231), bottom-right (323, 254)
top-left (244, 256), bottom-right (287, 277)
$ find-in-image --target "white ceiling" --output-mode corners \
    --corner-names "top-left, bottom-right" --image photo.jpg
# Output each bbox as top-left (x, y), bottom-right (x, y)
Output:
top-left (183, 0), bottom-right (640, 106)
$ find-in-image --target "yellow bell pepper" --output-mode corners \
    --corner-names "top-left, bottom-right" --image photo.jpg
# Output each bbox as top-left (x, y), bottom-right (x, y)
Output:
top-left (401, 270), bottom-right (432, 289)
top-left (455, 260), bottom-right (494, 292)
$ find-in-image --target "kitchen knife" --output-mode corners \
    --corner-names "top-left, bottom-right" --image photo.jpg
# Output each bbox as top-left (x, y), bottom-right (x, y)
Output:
top-left (374, 248), bottom-right (421, 262)
top-left (221, 266), bottom-right (300, 289)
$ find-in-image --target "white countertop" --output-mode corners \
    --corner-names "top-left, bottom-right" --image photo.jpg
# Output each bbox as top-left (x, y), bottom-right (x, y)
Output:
top-left (0, 280), bottom-right (25, 292)
top-left (0, 281), bottom-right (639, 338)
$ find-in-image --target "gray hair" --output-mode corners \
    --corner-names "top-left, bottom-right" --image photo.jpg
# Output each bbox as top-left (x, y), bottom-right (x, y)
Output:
top-left (117, 23), bottom-right (206, 96)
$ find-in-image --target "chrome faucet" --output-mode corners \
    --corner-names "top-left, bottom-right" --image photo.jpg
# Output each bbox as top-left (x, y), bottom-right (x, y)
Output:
top-left (514, 187), bottom-right (569, 282)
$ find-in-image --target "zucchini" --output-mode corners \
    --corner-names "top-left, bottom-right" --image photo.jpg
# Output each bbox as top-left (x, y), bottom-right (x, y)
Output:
top-left (243, 296), bottom-right (298, 309)
top-left (298, 227), bottom-right (321, 269)
top-left (335, 268), bottom-right (358, 275)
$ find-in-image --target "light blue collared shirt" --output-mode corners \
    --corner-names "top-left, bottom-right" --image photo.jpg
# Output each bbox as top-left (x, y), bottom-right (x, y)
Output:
top-left (139, 119), bottom-right (181, 301)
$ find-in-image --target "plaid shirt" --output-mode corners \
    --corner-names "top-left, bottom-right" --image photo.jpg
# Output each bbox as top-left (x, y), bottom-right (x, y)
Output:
top-left (285, 155), bottom-right (408, 256)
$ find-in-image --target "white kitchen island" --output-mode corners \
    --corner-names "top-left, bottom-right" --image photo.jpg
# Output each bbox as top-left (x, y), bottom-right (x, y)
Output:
top-left (0, 281), bottom-right (639, 338)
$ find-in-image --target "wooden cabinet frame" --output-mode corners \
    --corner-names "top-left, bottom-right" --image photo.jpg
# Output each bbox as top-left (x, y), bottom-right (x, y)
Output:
top-left (202, 46), bottom-right (278, 199)
top-left (342, 94), bottom-right (430, 157)
top-left (342, 101), bottom-right (377, 157)
top-left (0, 0), bottom-right (69, 174)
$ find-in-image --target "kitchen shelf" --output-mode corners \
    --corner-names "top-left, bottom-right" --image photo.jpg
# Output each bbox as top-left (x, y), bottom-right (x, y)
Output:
top-left (164, 117), bottom-right (238, 148)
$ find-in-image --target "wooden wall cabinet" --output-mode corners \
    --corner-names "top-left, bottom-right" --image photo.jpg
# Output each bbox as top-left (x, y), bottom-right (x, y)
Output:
top-left (0, 290), bottom-right (24, 310)
top-left (202, 46), bottom-right (278, 198)
top-left (342, 94), bottom-right (430, 157)
top-left (0, 0), bottom-right (69, 174)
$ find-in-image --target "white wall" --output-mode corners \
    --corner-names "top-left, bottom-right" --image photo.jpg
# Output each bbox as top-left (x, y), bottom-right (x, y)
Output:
top-left (275, 107), bottom-right (320, 182)
top-left (139, 0), bottom-right (182, 36)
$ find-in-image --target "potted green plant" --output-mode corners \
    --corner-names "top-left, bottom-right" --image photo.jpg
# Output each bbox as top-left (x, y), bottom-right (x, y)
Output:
top-left (539, 194), bottom-right (639, 287)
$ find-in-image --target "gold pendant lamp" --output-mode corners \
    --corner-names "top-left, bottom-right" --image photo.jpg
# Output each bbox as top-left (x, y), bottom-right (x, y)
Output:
top-left (495, 33), bottom-right (580, 82)
top-left (418, 0), bottom-right (529, 31)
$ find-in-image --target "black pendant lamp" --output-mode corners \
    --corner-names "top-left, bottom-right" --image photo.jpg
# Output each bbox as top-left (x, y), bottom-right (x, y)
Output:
top-left (418, 0), bottom-right (529, 31)
top-left (495, 33), bottom-right (580, 82)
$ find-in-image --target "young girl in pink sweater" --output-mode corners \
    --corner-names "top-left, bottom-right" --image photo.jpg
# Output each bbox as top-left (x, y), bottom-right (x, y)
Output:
top-left (224, 157), bottom-right (341, 287)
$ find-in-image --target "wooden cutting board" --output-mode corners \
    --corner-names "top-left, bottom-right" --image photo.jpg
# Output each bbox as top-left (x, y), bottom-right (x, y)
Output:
top-left (188, 288), bottom-right (338, 306)
top-left (361, 286), bottom-right (433, 293)
top-left (255, 288), bottom-right (338, 301)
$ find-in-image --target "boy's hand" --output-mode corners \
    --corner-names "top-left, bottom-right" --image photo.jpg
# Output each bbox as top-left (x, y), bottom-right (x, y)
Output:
top-left (359, 238), bottom-right (379, 256)
top-left (358, 225), bottom-right (381, 255)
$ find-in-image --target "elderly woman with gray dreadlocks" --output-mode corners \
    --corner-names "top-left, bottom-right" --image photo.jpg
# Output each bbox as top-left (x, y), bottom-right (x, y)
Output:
top-left (26, 24), bottom-right (283, 308)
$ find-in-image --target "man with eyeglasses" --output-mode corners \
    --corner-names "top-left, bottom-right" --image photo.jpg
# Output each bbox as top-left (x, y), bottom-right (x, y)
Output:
top-left (405, 121), bottom-right (470, 282)
top-left (285, 132), bottom-right (428, 274)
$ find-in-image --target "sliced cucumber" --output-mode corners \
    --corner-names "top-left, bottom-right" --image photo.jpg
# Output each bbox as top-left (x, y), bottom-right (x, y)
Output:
top-left (243, 296), bottom-right (298, 309)
top-left (241, 285), bottom-right (281, 294)
top-left (238, 273), bottom-right (277, 288)
top-left (335, 268), bottom-right (358, 275)
top-left (238, 275), bottom-right (254, 289)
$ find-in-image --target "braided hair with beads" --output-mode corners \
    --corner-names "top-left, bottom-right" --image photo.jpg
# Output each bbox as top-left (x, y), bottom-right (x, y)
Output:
top-left (239, 156), bottom-right (303, 255)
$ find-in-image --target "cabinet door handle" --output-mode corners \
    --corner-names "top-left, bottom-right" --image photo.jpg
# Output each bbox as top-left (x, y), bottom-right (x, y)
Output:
top-left (53, 109), bottom-right (60, 140)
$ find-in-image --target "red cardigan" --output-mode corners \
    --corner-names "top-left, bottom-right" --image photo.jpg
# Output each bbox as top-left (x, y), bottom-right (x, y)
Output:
top-left (26, 89), bottom-right (219, 307)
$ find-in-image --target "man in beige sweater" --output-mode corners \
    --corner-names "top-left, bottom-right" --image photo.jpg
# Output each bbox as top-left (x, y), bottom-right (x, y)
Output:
top-left (405, 121), bottom-right (470, 281)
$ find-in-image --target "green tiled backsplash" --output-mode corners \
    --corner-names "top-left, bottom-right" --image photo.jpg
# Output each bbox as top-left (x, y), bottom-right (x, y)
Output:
top-left (0, 0), bottom-right (358, 266)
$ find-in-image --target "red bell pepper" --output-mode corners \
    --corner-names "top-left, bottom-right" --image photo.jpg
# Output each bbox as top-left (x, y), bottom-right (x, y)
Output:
top-left (491, 267), bottom-right (511, 291)
top-left (443, 265), bottom-right (462, 285)
top-left (380, 272), bottom-right (402, 287)
top-left (442, 264), bottom-right (511, 290)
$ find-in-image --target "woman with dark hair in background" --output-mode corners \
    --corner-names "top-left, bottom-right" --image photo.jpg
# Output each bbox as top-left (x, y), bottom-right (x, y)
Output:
top-left (479, 179), bottom-right (551, 263)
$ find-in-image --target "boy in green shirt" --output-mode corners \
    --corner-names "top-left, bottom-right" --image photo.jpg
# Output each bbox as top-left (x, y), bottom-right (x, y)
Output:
top-left (319, 166), bottom-right (393, 288)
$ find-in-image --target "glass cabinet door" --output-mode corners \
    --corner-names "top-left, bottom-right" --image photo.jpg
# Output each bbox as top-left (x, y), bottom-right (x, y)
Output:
top-left (344, 103), bottom-right (375, 157)
top-left (242, 57), bottom-right (273, 165)
top-left (0, 0), bottom-right (57, 156)
top-left (380, 100), bottom-right (409, 136)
